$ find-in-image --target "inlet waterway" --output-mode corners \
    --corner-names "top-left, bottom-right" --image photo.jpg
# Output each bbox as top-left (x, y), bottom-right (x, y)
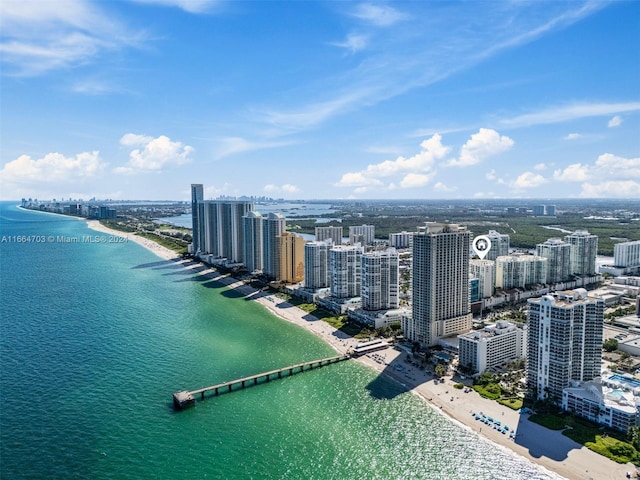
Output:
top-left (0, 203), bottom-right (561, 479)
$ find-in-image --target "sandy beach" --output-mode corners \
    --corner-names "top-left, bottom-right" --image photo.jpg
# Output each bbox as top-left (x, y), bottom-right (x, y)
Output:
top-left (87, 219), bottom-right (632, 480)
top-left (86, 220), bottom-right (180, 261)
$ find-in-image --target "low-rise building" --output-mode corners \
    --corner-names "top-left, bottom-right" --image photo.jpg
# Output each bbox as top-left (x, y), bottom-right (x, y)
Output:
top-left (458, 320), bottom-right (525, 374)
top-left (562, 375), bottom-right (640, 432)
top-left (348, 308), bottom-right (409, 329)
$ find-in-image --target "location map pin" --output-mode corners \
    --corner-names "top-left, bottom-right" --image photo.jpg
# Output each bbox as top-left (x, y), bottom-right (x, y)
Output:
top-left (472, 235), bottom-right (492, 260)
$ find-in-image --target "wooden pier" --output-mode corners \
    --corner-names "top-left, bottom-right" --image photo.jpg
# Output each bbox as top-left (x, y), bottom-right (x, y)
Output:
top-left (173, 354), bottom-right (350, 410)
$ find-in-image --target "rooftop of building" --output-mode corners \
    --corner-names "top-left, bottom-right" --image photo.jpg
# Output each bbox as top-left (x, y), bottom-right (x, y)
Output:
top-left (459, 320), bottom-right (519, 341)
top-left (565, 376), bottom-right (640, 414)
top-left (528, 288), bottom-right (600, 307)
top-left (416, 222), bottom-right (467, 234)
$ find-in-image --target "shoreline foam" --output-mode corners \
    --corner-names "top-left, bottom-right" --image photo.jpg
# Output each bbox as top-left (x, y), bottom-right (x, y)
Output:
top-left (86, 216), bottom-right (629, 480)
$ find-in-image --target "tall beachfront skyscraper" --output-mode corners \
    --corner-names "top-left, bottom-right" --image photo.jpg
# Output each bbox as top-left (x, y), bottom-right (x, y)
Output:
top-left (526, 289), bottom-right (604, 402)
top-left (202, 200), bottom-right (253, 263)
top-left (361, 248), bottom-right (399, 311)
top-left (190, 184), bottom-right (204, 254)
top-left (315, 226), bottom-right (343, 245)
top-left (329, 244), bottom-right (363, 299)
top-left (242, 211), bottom-right (264, 273)
top-left (536, 238), bottom-right (571, 284)
top-left (408, 224), bottom-right (472, 348)
top-left (304, 241), bottom-right (331, 290)
top-left (565, 230), bottom-right (598, 276)
top-left (278, 232), bottom-right (305, 283)
top-left (263, 213), bottom-right (286, 279)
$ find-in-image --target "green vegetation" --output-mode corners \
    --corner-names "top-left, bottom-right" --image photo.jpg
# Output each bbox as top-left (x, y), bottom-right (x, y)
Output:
top-left (100, 220), bottom-right (137, 233)
top-left (528, 413), bottom-right (567, 430)
top-left (287, 300), bottom-right (367, 337)
top-left (473, 383), bottom-right (502, 400)
top-left (136, 232), bottom-right (188, 254)
top-left (529, 413), bottom-right (640, 465)
top-left (473, 371), bottom-right (522, 408)
top-left (605, 305), bottom-right (636, 320)
top-left (453, 383), bottom-right (464, 389)
top-left (603, 338), bottom-right (619, 352)
top-left (497, 397), bottom-right (523, 410)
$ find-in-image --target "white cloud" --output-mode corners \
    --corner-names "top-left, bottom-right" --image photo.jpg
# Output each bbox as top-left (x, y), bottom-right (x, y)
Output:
top-left (261, 89), bottom-right (373, 133)
top-left (564, 133), bottom-right (581, 140)
top-left (264, 183), bottom-right (300, 194)
top-left (608, 115), bottom-right (622, 128)
top-left (534, 163), bottom-right (547, 171)
top-left (580, 181), bottom-right (640, 198)
top-left (335, 172), bottom-right (384, 188)
top-left (400, 173), bottom-right (433, 188)
top-left (501, 102), bottom-right (640, 128)
top-left (0, 151), bottom-right (105, 183)
top-left (552, 163), bottom-right (590, 182)
top-left (446, 128), bottom-right (514, 167)
top-left (213, 136), bottom-right (293, 159)
top-left (595, 153), bottom-right (640, 178)
top-left (0, 0), bottom-right (143, 76)
top-left (433, 182), bottom-right (456, 192)
top-left (114, 134), bottom-right (193, 174)
top-left (258, 4), bottom-right (607, 136)
top-left (130, 0), bottom-right (219, 13)
top-left (513, 152), bottom-right (640, 196)
top-left (349, 3), bottom-right (408, 26)
top-left (335, 134), bottom-right (448, 189)
top-left (512, 172), bottom-right (547, 189)
top-left (331, 33), bottom-right (368, 53)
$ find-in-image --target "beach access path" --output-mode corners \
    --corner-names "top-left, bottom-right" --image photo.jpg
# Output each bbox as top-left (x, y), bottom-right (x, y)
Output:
top-left (87, 219), bottom-right (633, 480)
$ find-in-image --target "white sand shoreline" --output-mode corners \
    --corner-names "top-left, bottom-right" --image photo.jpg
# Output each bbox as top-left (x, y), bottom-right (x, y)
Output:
top-left (84, 216), bottom-right (629, 480)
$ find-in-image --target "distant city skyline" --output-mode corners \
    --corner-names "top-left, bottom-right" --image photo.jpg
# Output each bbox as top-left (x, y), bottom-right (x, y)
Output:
top-left (1, 1), bottom-right (639, 201)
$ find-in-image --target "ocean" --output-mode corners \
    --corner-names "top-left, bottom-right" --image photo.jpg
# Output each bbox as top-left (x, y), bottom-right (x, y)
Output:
top-left (0, 202), bottom-right (562, 479)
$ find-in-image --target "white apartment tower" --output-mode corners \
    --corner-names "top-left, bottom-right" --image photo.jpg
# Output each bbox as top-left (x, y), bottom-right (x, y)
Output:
top-left (262, 213), bottom-right (286, 279)
top-left (536, 238), bottom-right (571, 284)
top-left (389, 231), bottom-right (413, 249)
top-left (349, 225), bottom-right (375, 245)
top-left (190, 184), bottom-right (205, 254)
top-left (469, 259), bottom-right (495, 299)
top-left (495, 254), bottom-right (547, 289)
top-left (330, 245), bottom-right (363, 299)
top-left (408, 224), bottom-right (472, 348)
top-left (486, 230), bottom-right (510, 261)
top-left (526, 289), bottom-right (604, 401)
top-left (304, 241), bottom-right (331, 290)
top-left (458, 320), bottom-right (525, 374)
top-left (315, 226), bottom-right (343, 245)
top-left (565, 230), bottom-right (598, 276)
top-left (361, 248), bottom-right (399, 311)
top-left (242, 211), bottom-right (264, 273)
top-left (614, 240), bottom-right (640, 268)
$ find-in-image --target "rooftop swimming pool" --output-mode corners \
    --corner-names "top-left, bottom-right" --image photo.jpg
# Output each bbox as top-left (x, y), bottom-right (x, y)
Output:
top-left (608, 374), bottom-right (640, 389)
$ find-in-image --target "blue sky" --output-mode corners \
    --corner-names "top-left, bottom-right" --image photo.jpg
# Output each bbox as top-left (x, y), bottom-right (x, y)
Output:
top-left (1, 0), bottom-right (639, 201)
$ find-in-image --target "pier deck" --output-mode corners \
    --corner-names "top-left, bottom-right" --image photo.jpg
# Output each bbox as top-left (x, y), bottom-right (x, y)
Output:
top-left (173, 354), bottom-right (350, 409)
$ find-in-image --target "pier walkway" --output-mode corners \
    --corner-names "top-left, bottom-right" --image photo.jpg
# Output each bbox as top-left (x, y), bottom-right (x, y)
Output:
top-left (173, 354), bottom-right (350, 409)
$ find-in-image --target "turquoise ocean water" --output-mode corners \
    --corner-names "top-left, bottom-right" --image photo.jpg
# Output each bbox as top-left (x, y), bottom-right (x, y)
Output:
top-left (0, 203), bottom-right (561, 479)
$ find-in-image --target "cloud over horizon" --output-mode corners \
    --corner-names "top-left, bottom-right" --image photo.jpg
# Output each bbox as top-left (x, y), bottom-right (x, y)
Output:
top-left (114, 134), bottom-right (193, 174)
